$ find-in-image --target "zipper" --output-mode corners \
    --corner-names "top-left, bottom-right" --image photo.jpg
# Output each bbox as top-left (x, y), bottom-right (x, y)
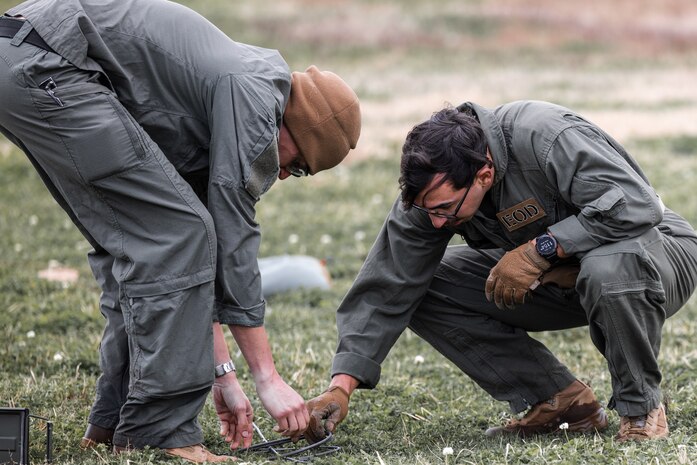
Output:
top-left (38, 77), bottom-right (64, 107)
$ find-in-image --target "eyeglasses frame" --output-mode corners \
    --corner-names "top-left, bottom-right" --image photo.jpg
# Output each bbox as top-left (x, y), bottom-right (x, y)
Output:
top-left (412, 184), bottom-right (471, 220)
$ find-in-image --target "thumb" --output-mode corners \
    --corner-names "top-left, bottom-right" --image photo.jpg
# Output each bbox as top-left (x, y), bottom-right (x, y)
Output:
top-left (323, 402), bottom-right (342, 432)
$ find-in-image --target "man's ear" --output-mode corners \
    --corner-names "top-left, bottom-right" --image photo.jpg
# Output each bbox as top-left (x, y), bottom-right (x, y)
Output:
top-left (476, 161), bottom-right (494, 188)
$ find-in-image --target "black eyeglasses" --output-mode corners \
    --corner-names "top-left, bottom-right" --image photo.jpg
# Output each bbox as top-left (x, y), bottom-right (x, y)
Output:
top-left (287, 158), bottom-right (309, 177)
top-left (412, 185), bottom-right (470, 220)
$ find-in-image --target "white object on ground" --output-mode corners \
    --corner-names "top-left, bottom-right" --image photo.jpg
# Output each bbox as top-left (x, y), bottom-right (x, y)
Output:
top-left (258, 255), bottom-right (331, 297)
top-left (37, 260), bottom-right (79, 284)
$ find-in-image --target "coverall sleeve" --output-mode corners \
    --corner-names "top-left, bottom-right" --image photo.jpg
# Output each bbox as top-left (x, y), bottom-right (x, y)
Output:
top-left (331, 199), bottom-right (453, 388)
top-left (545, 125), bottom-right (664, 255)
top-left (207, 74), bottom-right (284, 326)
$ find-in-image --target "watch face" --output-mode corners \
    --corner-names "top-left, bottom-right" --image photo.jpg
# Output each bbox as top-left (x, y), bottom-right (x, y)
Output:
top-left (536, 235), bottom-right (557, 257)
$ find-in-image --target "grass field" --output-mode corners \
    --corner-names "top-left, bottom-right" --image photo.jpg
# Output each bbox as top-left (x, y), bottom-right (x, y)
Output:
top-left (2, 0), bottom-right (697, 464)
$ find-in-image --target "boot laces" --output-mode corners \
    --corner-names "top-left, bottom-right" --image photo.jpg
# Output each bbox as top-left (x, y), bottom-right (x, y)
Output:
top-left (623, 415), bottom-right (649, 436)
top-left (629, 416), bottom-right (647, 428)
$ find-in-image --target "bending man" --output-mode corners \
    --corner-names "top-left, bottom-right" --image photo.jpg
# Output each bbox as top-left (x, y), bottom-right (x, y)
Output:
top-left (0, 0), bottom-right (360, 462)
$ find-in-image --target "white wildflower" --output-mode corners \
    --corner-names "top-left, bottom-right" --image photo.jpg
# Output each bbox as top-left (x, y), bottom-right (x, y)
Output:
top-left (288, 234), bottom-right (299, 244)
top-left (414, 355), bottom-right (425, 364)
top-left (53, 352), bottom-right (64, 362)
top-left (559, 422), bottom-right (569, 430)
top-left (442, 447), bottom-right (454, 456)
top-left (29, 215), bottom-right (38, 226)
top-left (14, 243), bottom-right (23, 253)
top-left (354, 230), bottom-right (366, 241)
top-left (26, 330), bottom-right (35, 338)
top-left (320, 234), bottom-right (332, 245)
top-left (678, 444), bottom-right (687, 464)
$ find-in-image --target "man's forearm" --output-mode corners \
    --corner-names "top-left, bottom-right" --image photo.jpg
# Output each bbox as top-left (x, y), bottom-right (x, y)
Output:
top-left (228, 325), bottom-right (278, 383)
top-left (213, 322), bottom-right (232, 364)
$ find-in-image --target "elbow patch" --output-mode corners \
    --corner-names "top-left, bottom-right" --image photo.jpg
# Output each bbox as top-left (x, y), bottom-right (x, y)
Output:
top-left (245, 138), bottom-right (279, 200)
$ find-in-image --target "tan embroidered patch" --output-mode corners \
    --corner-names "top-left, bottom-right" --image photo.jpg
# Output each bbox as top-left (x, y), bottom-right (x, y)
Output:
top-left (496, 198), bottom-right (547, 232)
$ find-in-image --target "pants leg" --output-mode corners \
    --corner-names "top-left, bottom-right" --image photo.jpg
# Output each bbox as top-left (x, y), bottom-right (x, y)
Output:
top-left (577, 215), bottom-right (697, 416)
top-left (1, 37), bottom-right (217, 448)
top-left (409, 246), bottom-right (584, 413)
top-left (87, 247), bottom-right (129, 430)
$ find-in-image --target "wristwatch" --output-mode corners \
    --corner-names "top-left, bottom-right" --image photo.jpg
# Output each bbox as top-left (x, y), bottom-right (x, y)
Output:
top-left (535, 233), bottom-right (559, 264)
top-left (214, 360), bottom-right (236, 378)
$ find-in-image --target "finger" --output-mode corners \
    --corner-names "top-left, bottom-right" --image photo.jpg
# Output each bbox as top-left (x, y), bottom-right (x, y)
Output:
top-left (503, 287), bottom-right (516, 309)
top-left (232, 407), bottom-right (250, 449)
top-left (302, 403), bottom-right (310, 429)
top-left (485, 275), bottom-right (496, 301)
top-left (273, 416), bottom-right (290, 435)
top-left (220, 420), bottom-right (230, 439)
top-left (513, 288), bottom-right (527, 306)
top-left (325, 419), bottom-right (337, 433)
top-left (305, 414), bottom-right (327, 443)
top-left (493, 281), bottom-right (506, 309)
top-left (295, 407), bottom-right (309, 433)
top-left (232, 429), bottom-right (247, 450)
top-left (228, 423), bottom-right (239, 449)
top-left (284, 414), bottom-right (300, 437)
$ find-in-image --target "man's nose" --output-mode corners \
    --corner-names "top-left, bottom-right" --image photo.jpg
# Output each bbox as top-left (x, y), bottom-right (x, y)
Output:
top-left (430, 215), bottom-right (448, 229)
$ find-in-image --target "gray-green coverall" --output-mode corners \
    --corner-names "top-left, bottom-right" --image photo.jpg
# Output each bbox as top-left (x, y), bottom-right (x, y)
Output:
top-left (1, 0), bottom-right (289, 448)
top-left (332, 101), bottom-right (697, 417)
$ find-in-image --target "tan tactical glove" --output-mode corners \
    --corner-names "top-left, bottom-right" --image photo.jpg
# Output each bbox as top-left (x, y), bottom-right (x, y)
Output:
top-left (485, 241), bottom-right (551, 309)
top-left (304, 386), bottom-right (349, 443)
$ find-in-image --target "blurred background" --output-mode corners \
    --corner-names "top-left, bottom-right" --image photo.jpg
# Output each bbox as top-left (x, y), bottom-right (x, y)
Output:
top-left (2, 1), bottom-right (697, 463)
top-left (4, 0), bottom-right (697, 167)
top-left (173, 0), bottom-right (697, 167)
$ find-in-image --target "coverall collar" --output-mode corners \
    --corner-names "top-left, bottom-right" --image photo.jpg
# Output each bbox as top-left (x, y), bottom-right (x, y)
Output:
top-left (457, 101), bottom-right (508, 186)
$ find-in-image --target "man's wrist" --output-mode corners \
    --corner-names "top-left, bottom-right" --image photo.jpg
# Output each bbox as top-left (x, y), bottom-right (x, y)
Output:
top-left (215, 360), bottom-right (236, 378)
top-left (330, 374), bottom-right (359, 397)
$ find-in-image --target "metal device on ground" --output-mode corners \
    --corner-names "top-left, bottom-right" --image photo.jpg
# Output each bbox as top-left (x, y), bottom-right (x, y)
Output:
top-left (0, 408), bottom-right (52, 465)
top-left (237, 422), bottom-right (340, 463)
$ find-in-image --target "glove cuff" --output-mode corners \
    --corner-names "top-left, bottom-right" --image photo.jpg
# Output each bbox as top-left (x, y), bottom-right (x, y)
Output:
top-left (525, 241), bottom-right (552, 272)
top-left (325, 385), bottom-right (350, 399)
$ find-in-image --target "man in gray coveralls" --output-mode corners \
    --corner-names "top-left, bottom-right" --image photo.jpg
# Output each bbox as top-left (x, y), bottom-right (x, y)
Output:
top-left (306, 101), bottom-right (697, 443)
top-left (0, 0), bottom-right (360, 462)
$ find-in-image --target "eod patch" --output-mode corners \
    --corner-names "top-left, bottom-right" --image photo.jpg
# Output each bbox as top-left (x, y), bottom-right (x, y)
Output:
top-left (496, 198), bottom-right (546, 232)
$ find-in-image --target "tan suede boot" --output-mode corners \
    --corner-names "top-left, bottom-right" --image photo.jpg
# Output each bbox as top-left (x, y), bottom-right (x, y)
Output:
top-left (615, 404), bottom-right (669, 442)
top-left (164, 444), bottom-right (236, 463)
top-left (485, 379), bottom-right (608, 437)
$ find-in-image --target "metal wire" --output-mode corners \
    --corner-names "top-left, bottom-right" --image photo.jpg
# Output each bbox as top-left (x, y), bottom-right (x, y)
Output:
top-left (238, 423), bottom-right (340, 463)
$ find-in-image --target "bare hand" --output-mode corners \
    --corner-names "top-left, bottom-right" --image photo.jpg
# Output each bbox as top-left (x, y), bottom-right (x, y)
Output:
top-left (212, 378), bottom-right (254, 449)
top-left (256, 373), bottom-right (309, 440)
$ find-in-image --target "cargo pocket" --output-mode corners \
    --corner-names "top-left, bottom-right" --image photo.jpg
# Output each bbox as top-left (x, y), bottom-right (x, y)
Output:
top-left (31, 83), bottom-right (148, 182)
top-left (123, 279), bottom-right (215, 399)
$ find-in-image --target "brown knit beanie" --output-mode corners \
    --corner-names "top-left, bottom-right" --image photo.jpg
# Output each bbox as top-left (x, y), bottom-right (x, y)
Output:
top-left (283, 66), bottom-right (361, 174)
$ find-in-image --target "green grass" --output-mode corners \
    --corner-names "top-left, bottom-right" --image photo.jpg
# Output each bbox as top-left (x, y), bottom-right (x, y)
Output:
top-left (2, 0), bottom-right (697, 463)
top-left (2, 137), bottom-right (697, 464)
